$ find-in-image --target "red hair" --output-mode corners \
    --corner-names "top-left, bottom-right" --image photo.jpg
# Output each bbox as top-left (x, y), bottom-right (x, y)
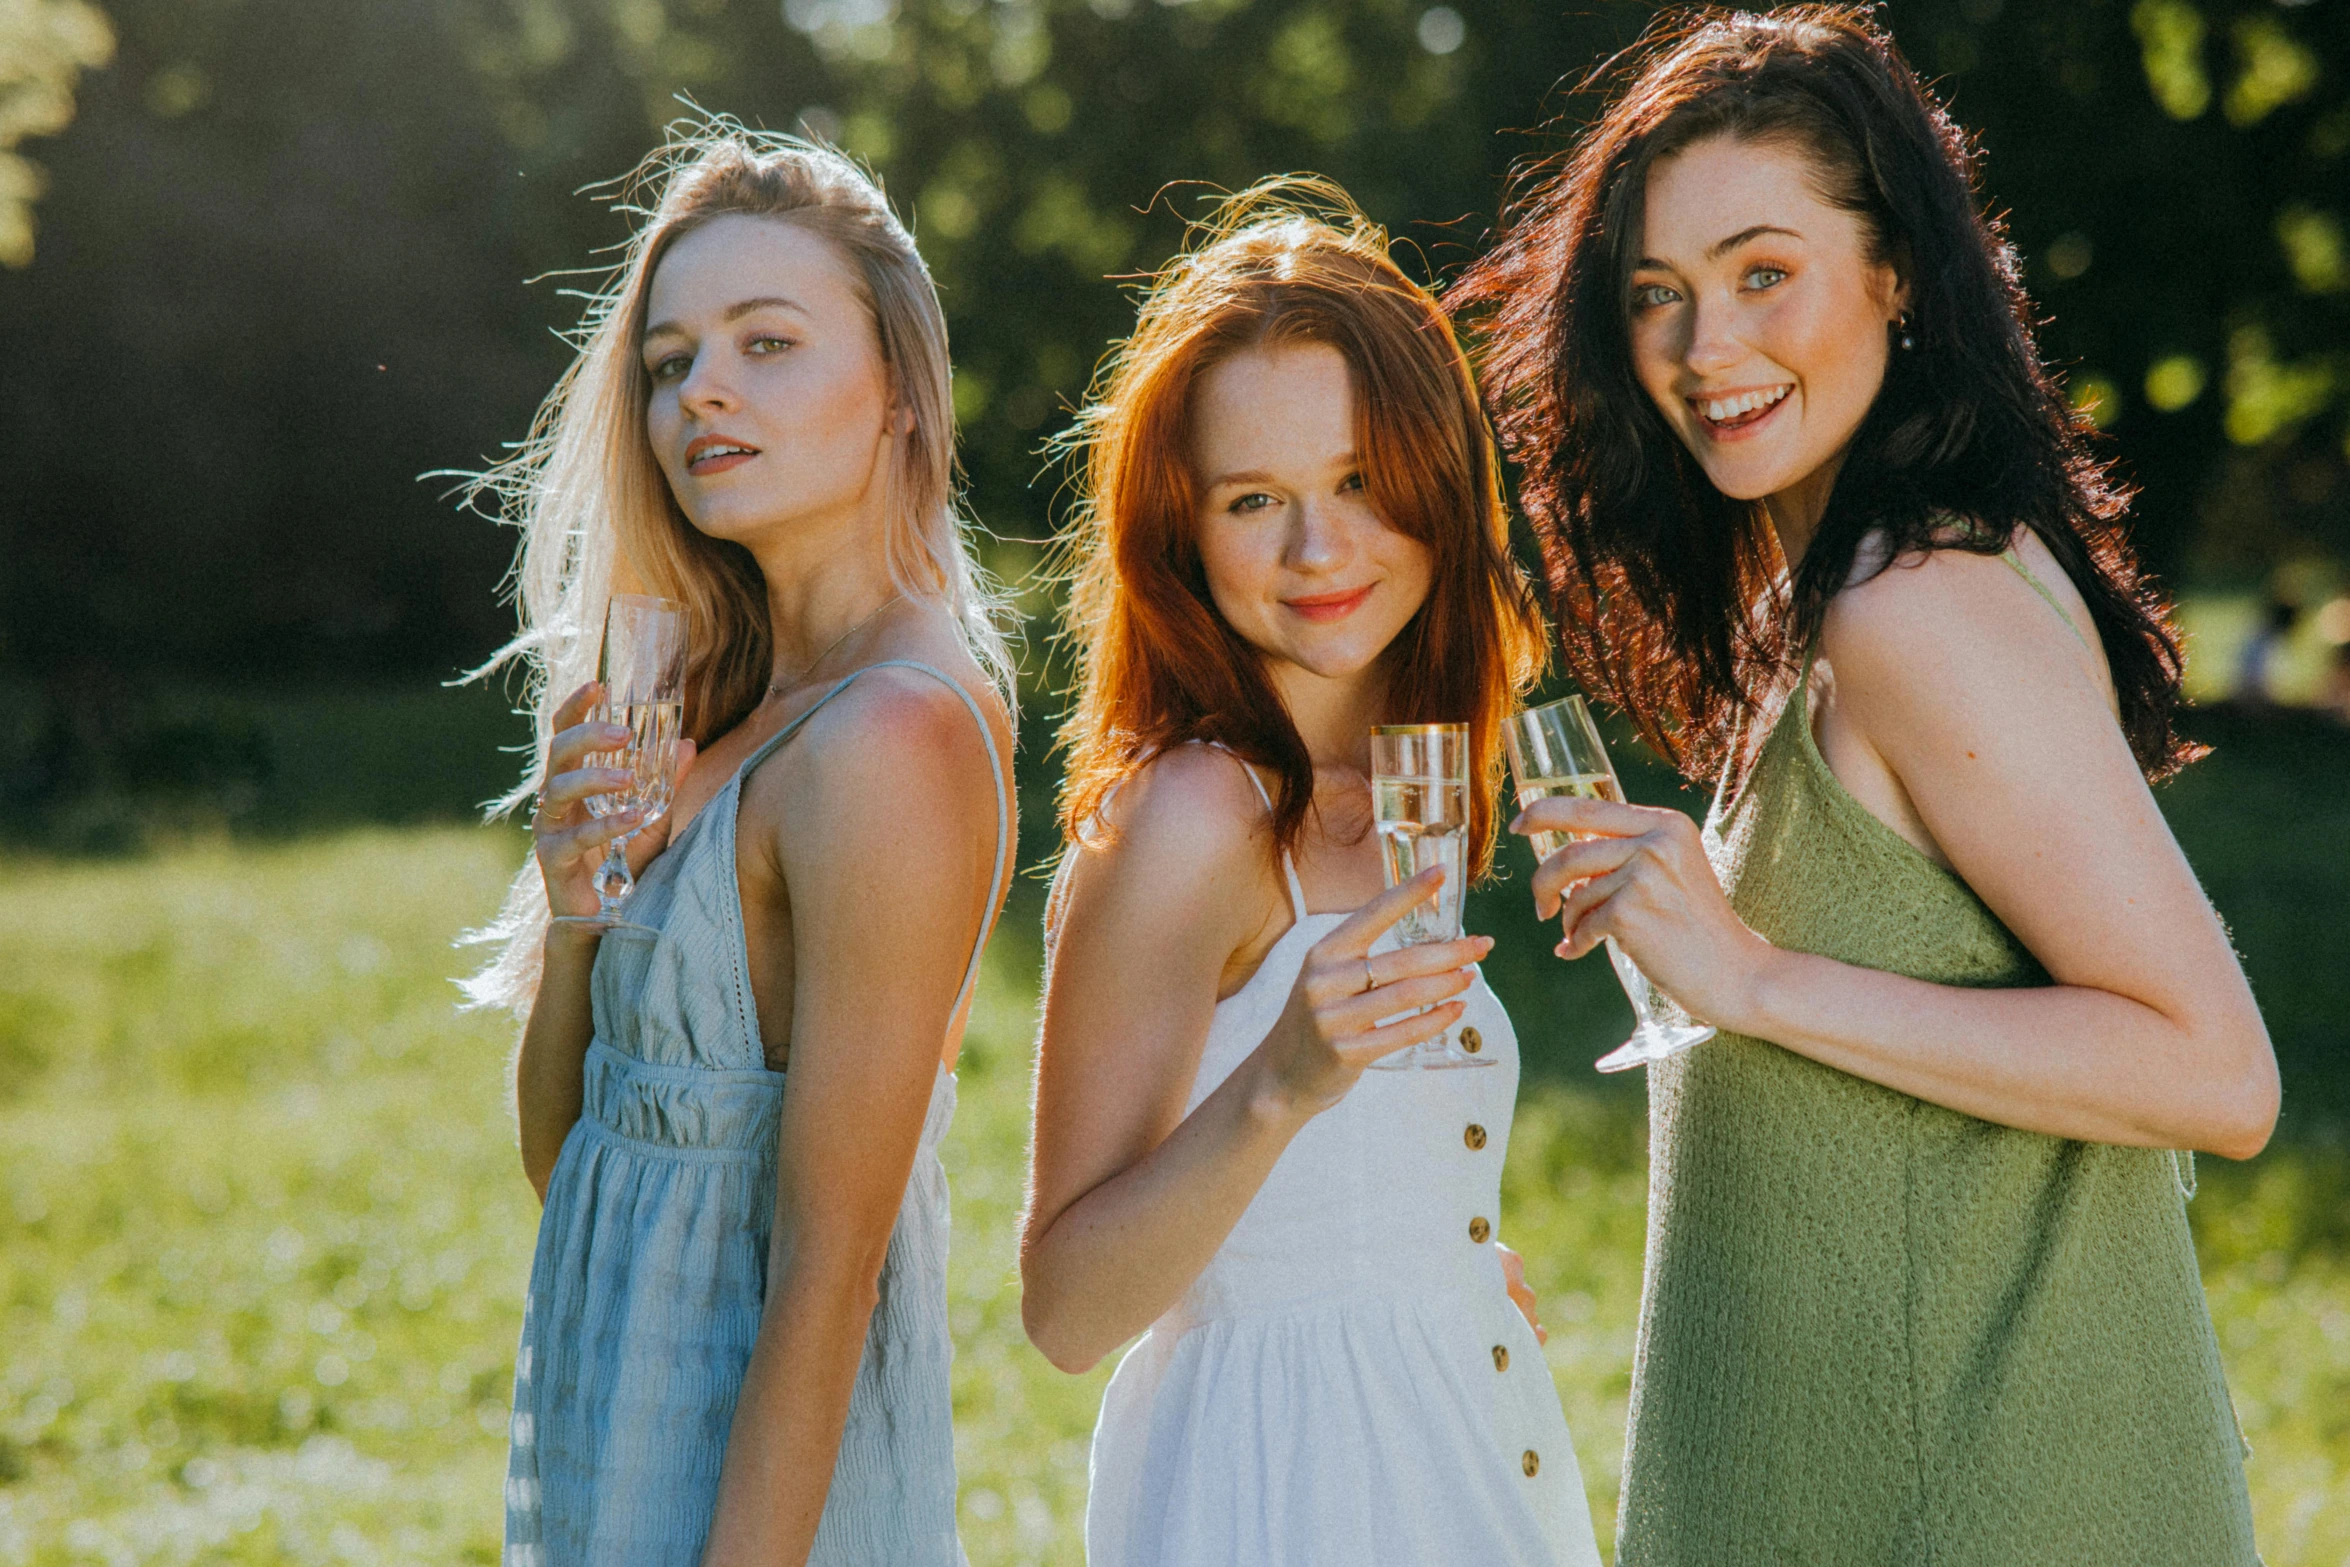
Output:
top-left (1054, 178), bottom-right (1545, 879)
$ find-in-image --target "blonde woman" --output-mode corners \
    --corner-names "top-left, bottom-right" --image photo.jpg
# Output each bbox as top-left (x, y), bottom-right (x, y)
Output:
top-left (465, 126), bottom-right (1013, 1567)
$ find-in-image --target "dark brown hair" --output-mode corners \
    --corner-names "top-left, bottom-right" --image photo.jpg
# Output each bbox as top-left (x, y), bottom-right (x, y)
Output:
top-left (1453, 5), bottom-right (2199, 782)
top-left (1055, 178), bottom-right (1546, 878)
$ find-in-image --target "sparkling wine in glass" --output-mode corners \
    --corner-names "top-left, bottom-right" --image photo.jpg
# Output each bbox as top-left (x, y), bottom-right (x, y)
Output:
top-left (556, 594), bottom-right (686, 931)
top-left (1366, 723), bottom-right (1494, 1072)
top-left (1505, 695), bottom-right (1715, 1073)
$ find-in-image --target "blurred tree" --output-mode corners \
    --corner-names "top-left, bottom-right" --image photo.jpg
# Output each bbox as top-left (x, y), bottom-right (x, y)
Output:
top-left (0, 0), bottom-right (2342, 700)
top-left (0, 0), bottom-right (113, 266)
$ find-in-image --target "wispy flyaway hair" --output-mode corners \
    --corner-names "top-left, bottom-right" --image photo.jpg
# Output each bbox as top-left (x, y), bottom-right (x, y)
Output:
top-left (1453, 6), bottom-right (2196, 785)
top-left (459, 116), bottom-right (1012, 1013)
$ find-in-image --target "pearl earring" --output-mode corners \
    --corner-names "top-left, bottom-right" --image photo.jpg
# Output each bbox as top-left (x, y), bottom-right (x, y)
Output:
top-left (1895, 316), bottom-right (1915, 351)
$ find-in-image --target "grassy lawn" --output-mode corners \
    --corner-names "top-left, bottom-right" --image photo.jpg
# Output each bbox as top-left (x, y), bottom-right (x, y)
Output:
top-left (1, 809), bottom-right (2345, 1563)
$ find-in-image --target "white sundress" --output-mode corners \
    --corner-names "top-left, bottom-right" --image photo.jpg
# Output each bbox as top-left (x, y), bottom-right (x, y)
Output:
top-left (1083, 750), bottom-right (1603, 1567)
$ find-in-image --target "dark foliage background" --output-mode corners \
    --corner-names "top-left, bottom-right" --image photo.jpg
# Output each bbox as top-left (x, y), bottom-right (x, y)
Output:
top-left (0, 0), bottom-right (2344, 1121)
top-left (1, 0), bottom-right (2345, 690)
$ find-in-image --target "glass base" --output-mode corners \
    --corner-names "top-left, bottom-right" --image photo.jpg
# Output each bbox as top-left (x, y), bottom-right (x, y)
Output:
top-left (1593, 1021), bottom-right (1716, 1074)
top-left (549, 912), bottom-right (659, 936)
top-left (1366, 1037), bottom-right (1499, 1072)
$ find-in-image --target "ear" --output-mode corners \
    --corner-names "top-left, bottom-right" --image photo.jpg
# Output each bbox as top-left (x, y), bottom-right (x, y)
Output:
top-left (888, 402), bottom-right (917, 438)
top-left (1878, 255), bottom-right (1913, 324)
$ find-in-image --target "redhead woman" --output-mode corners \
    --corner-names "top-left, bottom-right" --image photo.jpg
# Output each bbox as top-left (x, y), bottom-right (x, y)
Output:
top-left (1457, 9), bottom-right (2277, 1564)
top-left (465, 128), bottom-right (1013, 1567)
top-left (1020, 182), bottom-right (1602, 1567)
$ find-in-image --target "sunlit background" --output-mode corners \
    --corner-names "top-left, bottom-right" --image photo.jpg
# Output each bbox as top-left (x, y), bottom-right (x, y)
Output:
top-left (1, 0), bottom-right (2345, 1561)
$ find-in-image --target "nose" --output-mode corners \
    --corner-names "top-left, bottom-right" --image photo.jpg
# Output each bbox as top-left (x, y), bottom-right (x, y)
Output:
top-left (1683, 292), bottom-right (1745, 380)
top-left (1283, 494), bottom-right (1347, 574)
top-left (674, 350), bottom-right (739, 418)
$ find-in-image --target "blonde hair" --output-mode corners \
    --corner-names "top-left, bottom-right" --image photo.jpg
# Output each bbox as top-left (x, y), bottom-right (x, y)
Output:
top-left (461, 118), bottom-right (1012, 1013)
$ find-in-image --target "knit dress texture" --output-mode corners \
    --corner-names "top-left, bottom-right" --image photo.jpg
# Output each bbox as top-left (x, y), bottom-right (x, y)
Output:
top-left (1616, 630), bottom-right (2258, 1565)
top-left (502, 660), bottom-right (1007, 1567)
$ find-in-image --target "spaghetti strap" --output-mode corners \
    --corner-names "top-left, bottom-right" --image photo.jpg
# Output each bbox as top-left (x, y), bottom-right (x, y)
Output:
top-left (1206, 742), bottom-right (1308, 924)
top-left (1998, 546), bottom-right (2095, 655)
top-left (745, 659), bottom-right (1011, 1021)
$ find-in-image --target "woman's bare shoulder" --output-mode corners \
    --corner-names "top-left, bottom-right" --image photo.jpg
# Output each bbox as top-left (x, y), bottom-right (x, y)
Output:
top-left (1829, 533), bottom-right (2089, 662)
top-left (741, 662), bottom-right (1003, 859)
top-left (1091, 745), bottom-right (1270, 878)
top-left (1820, 537), bottom-right (2117, 752)
top-left (1061, 744), bottom-right (1278, 939)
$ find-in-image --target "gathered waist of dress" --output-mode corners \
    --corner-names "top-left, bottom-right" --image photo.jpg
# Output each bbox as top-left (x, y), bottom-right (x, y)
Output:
top-left (577, 1036), bottom-right (785, 1162)
top-left (1159, 1254), bottom-right (1506, 1342)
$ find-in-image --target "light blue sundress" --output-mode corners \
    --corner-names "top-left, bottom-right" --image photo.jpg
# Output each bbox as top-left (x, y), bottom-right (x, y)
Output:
top-left (503, 660), bottom-right (1009, 1567)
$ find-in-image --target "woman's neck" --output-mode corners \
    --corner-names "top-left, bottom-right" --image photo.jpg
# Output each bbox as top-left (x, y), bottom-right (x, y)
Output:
top-left (752, 525), bottom-right (900, 686)
top-left (1762, 447), bottom-right (1848, 570)
top-left (1268, 656), bottom-right (1392, 776)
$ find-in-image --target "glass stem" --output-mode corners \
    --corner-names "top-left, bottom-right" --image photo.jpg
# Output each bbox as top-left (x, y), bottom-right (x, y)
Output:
top-left (594, 832), bottom-right (634, 919)
top-left (1605, 938), bottom-right (1662, 1030)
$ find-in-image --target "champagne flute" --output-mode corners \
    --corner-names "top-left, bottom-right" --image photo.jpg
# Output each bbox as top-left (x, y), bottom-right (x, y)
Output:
top-left (1505, 695), bottom-right (1715, 1073)
top-left (1365, 723), bottom-right (1494, 1072)
top-left (553, 594), bottom-right (686, 932)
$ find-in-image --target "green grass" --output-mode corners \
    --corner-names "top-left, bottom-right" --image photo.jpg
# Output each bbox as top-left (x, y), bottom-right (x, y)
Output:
top-left (2, 824), bottom-right (2345, 1564)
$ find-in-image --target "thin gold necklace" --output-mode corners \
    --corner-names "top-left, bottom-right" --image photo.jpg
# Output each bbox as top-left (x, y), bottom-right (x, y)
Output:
top-left (766, 591), bottom-right (902, 697)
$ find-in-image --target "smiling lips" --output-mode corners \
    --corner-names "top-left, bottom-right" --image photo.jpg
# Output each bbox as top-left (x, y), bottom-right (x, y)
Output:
top-left (684, 433), bottom-right (760, 475)
top-left (1283, 584), bottom-right (1375, 623)
top-left (1689, 383), bottom-right (1792, 436)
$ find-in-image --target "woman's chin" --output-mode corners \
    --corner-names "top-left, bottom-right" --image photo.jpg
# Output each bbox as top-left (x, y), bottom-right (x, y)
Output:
top-left (1235, 630), bottom-right (1367, 684)
top-left (672, 497), bottom-right (796, 548)
top-left (1692, 456), bottom-right (1800, 505)
top-left (1284, 638), bottom-right (1397, 685)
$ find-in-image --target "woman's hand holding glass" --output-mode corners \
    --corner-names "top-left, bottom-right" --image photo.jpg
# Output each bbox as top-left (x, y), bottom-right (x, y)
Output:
top-left (1512, 792), bottom-right (1770, 1040)
top-left (1254, 866), bottom-right (1493, 1121)
top-left (534, 680), bottom-right (697, 926)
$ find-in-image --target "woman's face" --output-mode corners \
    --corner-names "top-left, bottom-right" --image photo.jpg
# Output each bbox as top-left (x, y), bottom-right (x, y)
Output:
top-left (1189, 342), bottom-right (1435, 690)
top-left (641, 214), bottom-right (903, 550)
top-left (1626, 134), bottom-right (1906, 527)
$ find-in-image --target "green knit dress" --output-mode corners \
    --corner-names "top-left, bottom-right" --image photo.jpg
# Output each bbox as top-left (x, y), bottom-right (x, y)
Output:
top-left (1615, 654), bottom-right (2258, 1566)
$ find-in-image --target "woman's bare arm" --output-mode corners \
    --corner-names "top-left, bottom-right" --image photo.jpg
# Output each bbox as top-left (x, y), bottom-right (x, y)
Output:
top-left (1020, 749), bottom-right (1477, 1374)
top-left (1523, 548), bottom-right (2278, 1160)
top-left (697, 672), bottom-right (1003, 1567)
top-left (514, 926), bottom-right (603, 1200)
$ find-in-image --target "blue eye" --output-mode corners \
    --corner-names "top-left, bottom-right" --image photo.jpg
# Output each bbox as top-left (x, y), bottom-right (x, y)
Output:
top-left (1629, 282), bottom-right (1680, 309)
top-left (1230, 492), bottom-right (1278, 514)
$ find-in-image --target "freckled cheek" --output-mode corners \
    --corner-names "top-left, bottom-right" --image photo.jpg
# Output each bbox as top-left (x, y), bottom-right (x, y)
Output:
top-left (1381, 539), bottom-right (1435, 617)
top-left (1199, 534), bottom-right (1276, 617)
top-left (784, 364), bottom-right (890, 455)
top-left (1777, 296), bottom-right (1882, 416)
top-left (1628, 326), bottom-right (1683, 422)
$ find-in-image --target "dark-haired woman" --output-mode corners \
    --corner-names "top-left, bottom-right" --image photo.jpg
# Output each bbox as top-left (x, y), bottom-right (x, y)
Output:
top-left (1020, 183), bottom-right (1601, 1566)
top-left (1457, 8), bottom-right (2274, 1563)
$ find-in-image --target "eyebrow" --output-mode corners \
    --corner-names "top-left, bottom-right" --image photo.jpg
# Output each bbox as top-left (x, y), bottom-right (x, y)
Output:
top-left (1203, 455), bottom-right (1360, 490)
top-left (641, 295), bottom-right (808, 342)
top-left (1633, 224), bottom-right (1806, 271)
